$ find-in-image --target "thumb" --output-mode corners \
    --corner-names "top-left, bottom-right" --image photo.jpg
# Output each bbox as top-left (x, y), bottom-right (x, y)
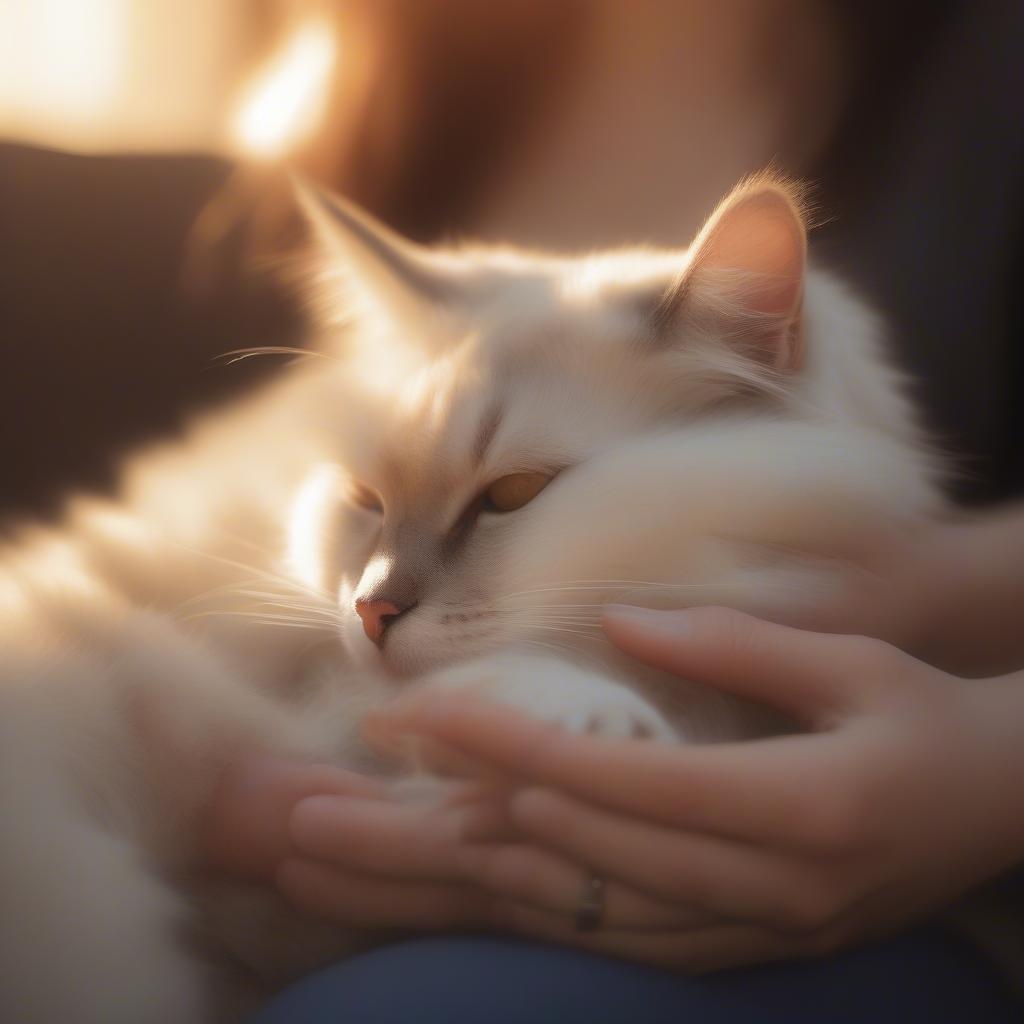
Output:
top-left (602, 605), bottom-right (862, 722)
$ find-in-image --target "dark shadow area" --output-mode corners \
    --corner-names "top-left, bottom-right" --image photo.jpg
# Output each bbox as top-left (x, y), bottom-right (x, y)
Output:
top-left (0, 143), bottom-right (305, 521)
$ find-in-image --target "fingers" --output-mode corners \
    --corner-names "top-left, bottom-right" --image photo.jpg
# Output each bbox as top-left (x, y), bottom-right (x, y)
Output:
top-left (287, 794), bottom-right (715, 933)
top-left (289, 795), bottom-right (512, 880)
top-left (459, 843), bottom-right (710, 931)
top-left (507, 788), bottom-right (832, 930)
top-left (603, 605), bottom-right (870, 721)
top-left (278, 859), bottom-right (489, 930)
top-left (283, 793), bottom-right (702, 934)
top-left (370, 696), bottom-right (848, 845)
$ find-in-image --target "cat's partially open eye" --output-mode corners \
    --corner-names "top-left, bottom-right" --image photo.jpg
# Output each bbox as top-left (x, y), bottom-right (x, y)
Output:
top-left (347, 480), bottom-right (383, 514)
top-left (483, 472), bottom-right (552, 513)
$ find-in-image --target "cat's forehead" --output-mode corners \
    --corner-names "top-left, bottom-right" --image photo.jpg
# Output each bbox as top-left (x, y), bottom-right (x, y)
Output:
top-left (365, 339), bottom-right (560, 499)
top-left (383, 344), bottom-right (519, 465)
top-left (353, 255), bottom-right (672, 498)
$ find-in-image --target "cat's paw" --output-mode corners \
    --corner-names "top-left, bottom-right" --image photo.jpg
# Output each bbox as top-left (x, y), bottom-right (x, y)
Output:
top-left (416, 655), bottom-right (677, 743)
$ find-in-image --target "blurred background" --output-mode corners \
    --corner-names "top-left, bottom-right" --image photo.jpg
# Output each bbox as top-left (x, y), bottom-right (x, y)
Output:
top-left (0, 0), bottom-right (1021, 521)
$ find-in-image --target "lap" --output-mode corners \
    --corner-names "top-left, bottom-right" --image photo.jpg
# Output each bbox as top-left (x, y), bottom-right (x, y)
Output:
top-left (251, 928), bottom-right (1018, 1024)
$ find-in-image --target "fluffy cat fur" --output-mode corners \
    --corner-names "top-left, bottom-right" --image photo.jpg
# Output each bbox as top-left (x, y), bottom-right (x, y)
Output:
top-left (0, 175), bottom-right (942, 1021)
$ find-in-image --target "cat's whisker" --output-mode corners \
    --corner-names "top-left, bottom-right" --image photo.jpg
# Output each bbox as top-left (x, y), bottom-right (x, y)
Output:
top-left (215, 346), bottom-right (336, 366)
top-left (171, 545), bottom-right (332, 605)
top-left (181, 607), bottom-right (330, 623)
top-left (245, 607), bottom-right (342, 626)
top-left (510, 603), bottom-right (607, 609)
top-left (500, 606), bottom-right (609, 618)
top-left (225, 592), bottom-right (341, 618)
top-left (517, 616), bottom-right (601, 625)
top-left (497, 581), bottom-right (712, 602)
top-left (519, 637), bottom-right (611, 676)
top-left (519, 638), bottom-right (570, 659)
top-left (175, 581), bottom-right (338, 621)
top-left (180, 609), bottom-right (336, 631)
top-left (510, 607), bottom-right (605, 618)
top-left (174, 576), bottom-right (291, 610)
top-left (527, 625), bottom-right (603, 641)
top-left (499, 612), bottom-right (605, 628)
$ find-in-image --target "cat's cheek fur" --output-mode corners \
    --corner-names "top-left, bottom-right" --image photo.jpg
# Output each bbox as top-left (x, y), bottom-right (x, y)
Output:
top-left (0, 175), bottom-right (946, 1021)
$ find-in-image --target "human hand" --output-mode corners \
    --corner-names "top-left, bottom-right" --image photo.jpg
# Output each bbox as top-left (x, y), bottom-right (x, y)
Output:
top-left (367, 606), bottom-right (1024, 970)
top-left (805, 510), bottom-right (1024, 677)
top-left (200, 754), bottom-right (505, 930)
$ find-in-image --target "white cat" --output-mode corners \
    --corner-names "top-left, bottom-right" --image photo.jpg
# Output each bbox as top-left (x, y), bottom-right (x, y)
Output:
top-left (0, 175), bottom-right (941, 1022)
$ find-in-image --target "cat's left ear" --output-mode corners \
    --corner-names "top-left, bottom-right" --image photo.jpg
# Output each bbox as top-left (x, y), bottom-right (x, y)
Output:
top-left (654, 177), bottom-right (807, 371)
top-left (292, 175), bottom-right (460, 332)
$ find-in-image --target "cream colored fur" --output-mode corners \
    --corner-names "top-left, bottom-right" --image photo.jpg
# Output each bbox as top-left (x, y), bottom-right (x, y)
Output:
top-left (0, 176), bottom-right (942, 1021)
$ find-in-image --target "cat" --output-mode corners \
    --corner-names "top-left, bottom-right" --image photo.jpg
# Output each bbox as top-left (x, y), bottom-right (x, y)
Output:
top-left (0, 174), bottom-right (942, 1022)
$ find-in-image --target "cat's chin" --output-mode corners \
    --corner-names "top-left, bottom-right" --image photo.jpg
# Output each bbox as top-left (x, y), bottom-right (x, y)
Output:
top-left (373, 641), bottom-right (470, 681)
top-left (357, 633), bottom-right (500, 683)
top-left (340, 621), bottom-right (439, 680)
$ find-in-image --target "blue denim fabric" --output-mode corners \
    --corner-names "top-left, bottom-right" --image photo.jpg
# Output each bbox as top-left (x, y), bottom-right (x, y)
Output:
top-left (251, 928), bottom-right (1019, 1023)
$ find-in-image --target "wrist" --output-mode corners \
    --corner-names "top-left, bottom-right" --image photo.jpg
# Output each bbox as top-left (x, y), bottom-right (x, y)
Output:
top-left (960, 670), bottom-right (1024, 862)
top-left (897, 521), bottom-right (965, 663)
top-left (900, 506), bottom-right (1024, 676)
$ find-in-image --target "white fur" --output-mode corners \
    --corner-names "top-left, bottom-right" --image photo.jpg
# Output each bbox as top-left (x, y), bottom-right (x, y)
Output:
top-left (0, 178), bottom-right (943, 1019)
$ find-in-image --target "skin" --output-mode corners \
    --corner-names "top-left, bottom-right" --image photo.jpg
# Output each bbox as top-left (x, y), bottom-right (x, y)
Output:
top-left (202, 510), bottom-right (1024, 970)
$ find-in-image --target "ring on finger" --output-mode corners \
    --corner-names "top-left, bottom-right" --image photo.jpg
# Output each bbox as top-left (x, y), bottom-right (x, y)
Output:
top-left (574, 870), bottom-right (606, 932)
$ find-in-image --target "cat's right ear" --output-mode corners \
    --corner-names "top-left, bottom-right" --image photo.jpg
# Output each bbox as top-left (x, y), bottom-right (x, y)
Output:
top-left (653, 176), bottom-right (808, 371)
top-left (292, 176), bottom-right (460, 334)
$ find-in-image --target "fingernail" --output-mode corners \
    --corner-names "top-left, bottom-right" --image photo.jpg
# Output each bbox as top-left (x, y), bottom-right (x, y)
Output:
top-left (603, 605), bottom-right (692, 635)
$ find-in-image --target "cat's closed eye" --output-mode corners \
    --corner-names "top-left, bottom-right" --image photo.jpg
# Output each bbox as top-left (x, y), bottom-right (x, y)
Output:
top-left (483, 472), bottom-right (552, 513)
top-left (347, 480), bottom-right (384, 514)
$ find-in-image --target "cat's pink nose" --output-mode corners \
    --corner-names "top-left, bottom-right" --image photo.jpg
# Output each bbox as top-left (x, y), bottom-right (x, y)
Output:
top-left (354, 599), bottom-right (401, 646)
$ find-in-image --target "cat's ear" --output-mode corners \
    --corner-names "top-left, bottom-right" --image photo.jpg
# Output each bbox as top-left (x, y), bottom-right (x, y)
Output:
top-left (293, 176), bottom-right (456, 329)
top-left (654, 177), bottom-right (807, 371)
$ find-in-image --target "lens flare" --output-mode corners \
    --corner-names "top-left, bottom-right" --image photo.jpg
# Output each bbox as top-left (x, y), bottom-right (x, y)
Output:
top-left (231, 20), bottom-right (337, 160)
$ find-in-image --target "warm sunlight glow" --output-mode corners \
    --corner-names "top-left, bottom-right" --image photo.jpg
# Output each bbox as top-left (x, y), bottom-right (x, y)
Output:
top-left (0, 0), bottom-right (127, 146)
top-left (287, 464), bottom-right (341, 590)
top-left (0, 0), bottom-right (243, 152)
top-left (75, 500), bottom-right (154, 549)
top-left (0, 573), bottom-right (27, 618)
top-left (231, 20), bottom-right (337, 160)
top-left (4, 535), bottom-right (102, 606)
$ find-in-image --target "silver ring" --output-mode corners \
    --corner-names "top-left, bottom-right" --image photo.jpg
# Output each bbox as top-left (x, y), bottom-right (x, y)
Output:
top-left (574, 871), bottom-right (606, 932)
